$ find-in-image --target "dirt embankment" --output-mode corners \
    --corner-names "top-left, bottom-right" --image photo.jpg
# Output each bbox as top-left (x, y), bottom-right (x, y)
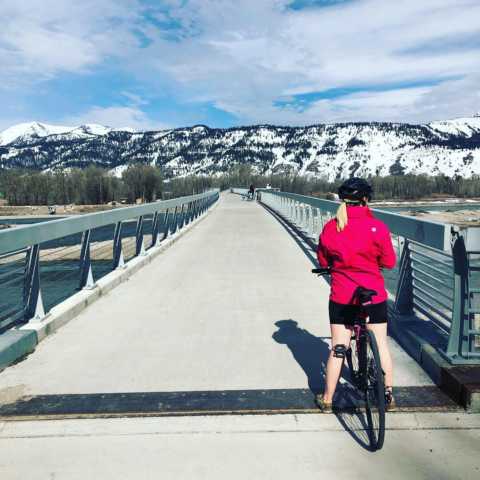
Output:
top-left (371, 198), bottom-right (480, 227)
top-left (0, 204), bottom-right (128, 217)
top-left (400, 209), bottom-right (480, 227)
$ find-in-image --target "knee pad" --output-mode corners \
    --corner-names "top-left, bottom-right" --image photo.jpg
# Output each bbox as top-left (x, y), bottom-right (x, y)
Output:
top-left (333, 344), bottom-right (347, 358)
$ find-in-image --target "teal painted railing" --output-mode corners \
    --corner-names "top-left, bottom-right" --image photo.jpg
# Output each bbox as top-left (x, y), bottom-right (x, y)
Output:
top-left (258, 189), bottom-right (480, 365)
top-left (0, 190), bottom-right (219, 332)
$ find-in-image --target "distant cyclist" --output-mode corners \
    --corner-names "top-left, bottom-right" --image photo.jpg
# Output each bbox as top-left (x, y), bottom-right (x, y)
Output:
top-left (316, 177), bottom-right (397, 412)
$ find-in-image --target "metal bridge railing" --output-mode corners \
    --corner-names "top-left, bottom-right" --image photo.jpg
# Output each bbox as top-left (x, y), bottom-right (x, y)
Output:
top-left (0, 190), bottom-right (219, 332)
top-left (230, 188), bottom-right (248, 195)
top-left (258, 189), bottom-right (479, 365)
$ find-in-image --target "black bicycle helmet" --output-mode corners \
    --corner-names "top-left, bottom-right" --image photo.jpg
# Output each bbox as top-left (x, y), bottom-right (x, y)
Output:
top-left (338, 177), bottom-right (373, 202)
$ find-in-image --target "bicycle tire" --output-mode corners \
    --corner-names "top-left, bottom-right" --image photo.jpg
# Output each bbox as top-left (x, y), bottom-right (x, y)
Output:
top-left (363, 330), bottom-right (386, 451)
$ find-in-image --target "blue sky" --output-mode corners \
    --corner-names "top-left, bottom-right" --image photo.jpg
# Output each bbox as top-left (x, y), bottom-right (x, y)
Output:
top-left (0, 0), bottom-right (479, 131)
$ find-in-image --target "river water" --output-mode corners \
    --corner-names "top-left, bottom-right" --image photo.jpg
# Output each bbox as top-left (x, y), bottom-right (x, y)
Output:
top-left (0, 213), bottom-right (178, 331)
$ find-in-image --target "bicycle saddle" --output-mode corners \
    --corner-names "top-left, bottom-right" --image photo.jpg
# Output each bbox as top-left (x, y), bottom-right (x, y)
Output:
top-left (355, 287), bottom-right (377, 305)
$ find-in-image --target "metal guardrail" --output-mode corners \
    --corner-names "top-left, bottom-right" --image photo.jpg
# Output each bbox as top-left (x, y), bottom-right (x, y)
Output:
top-left (258, 189), bottom-right (479, 364)
top-left (0, 190), bottom-right (219, 332)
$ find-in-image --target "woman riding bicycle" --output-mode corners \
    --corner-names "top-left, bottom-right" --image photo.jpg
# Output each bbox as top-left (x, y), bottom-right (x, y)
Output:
top-left (316, 177), bottom-right (396, 412)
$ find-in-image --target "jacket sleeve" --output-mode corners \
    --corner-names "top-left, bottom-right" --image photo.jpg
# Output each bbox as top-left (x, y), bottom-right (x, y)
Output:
top-left (317, 231), bottom-right (330, 267)
top-left (377, 223), bottom-right (396, 269)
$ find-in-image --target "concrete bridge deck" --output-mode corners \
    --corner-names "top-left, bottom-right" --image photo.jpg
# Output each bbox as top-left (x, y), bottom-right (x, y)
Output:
top-left (0, 193), bottom-right (432, 401)
top-left (0, 193), bottom-right (479, 479)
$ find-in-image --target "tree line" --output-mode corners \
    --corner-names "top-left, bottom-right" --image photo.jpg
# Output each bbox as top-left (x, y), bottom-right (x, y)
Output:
top-left (168, 165), bottom-right (480, 201)
top-left (1, 163), bottom-right (480, 206)
top-left (0, 165), bottom-right (162, 206)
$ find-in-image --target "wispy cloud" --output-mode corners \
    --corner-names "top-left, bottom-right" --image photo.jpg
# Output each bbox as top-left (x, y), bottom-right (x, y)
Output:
top-left (0, 0), bottom-right (479, 128)
top-left (133, 0), bottom-right (480, 124)
top-left (65, 105), bottom-right (168, 131)
top-left (0, 0), bottom-right (142, 86)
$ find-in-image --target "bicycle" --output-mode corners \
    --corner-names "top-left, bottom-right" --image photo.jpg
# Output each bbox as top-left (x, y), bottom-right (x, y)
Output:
top-left (312, 267), bottom-right (386, 451)
top-left (241, 192), bottom-right (255, 201)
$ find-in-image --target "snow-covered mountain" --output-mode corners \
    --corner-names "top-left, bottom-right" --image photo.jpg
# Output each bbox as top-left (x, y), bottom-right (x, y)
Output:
top-left (1, 116), bottom-right (480, 180)
top-left (0, 122), bottom-right (75, 146)
top-left (0, 122), bottom-right (134, 146)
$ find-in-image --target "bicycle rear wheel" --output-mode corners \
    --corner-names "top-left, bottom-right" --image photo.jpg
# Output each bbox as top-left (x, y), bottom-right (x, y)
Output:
top-left (363, 330), bottom-right (386, 451)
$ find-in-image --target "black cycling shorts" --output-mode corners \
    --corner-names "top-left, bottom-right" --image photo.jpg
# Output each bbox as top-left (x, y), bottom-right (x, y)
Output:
top-left (329, 300), bottom-right (388, 325)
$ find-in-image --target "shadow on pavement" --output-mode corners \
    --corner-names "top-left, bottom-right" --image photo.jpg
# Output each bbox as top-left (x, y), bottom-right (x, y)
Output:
top-left (335, 410), bottom-right (373, 451)
top-left (273, 319), bottom-right (345, 394)
top-left (273, 319), bottom-right (374, 451)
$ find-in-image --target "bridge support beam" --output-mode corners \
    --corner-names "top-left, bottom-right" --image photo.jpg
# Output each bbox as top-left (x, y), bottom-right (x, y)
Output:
top-left (447, 234), bottom-right (469, 360)
top-left (113, 222), bottom-right (125, 269)
top-left (395, 238), bottom-right (413, 315)
top-left (151, 212), bottom-right (162, 247)
top-left (135, 216), bottom-right (146, 257)
top-left (24, 244), bottom-right (46, 322)
top-left (162, 209), bottom-right (171, 241)
top-left (79, 230), bottom-right (95, 290)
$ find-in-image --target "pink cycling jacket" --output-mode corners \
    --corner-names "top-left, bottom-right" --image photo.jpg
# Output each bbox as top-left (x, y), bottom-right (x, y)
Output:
top-left (317, 206), bottom-right (396, 305)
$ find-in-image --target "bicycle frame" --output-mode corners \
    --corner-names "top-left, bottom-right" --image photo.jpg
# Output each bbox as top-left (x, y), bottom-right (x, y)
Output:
top-left (348, 313), bottom-right (369, 389)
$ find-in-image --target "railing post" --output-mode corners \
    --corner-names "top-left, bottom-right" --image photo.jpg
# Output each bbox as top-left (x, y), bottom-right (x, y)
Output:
top-left (447, 233), bottom-right (469, 359)
top-left (162, 209), bottom-right (170, 240)
top-left (394, 239), bottom-right (414, 315)
top-left (171, 206), bottom-right (179, 234)
top-left (113, 221), bottom-right (125, 269)
top-left (79, 230), bottom-right (95, 289)
top-left (185, 202), bottom-right (192, 225)
top-left (308, 205), bottom-right (314, 237)
top-left (135, 216), bottom-right (145, 256)
top-left (179, 204), bottom-right (186, 229)
top-left (23, 244), bottom-right (46, 322)
top-left (151, 211), bottom-right (160, 247)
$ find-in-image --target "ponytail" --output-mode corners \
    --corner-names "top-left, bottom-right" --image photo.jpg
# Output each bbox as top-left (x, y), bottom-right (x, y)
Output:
top-left (336, 201), bottom-right (348, 232)
top-left (336, 197), bottom-right (368, 232)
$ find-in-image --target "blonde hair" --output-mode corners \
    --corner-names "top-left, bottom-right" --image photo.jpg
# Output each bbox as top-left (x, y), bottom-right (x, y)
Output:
top-left (336, 198), bottom-right (367, 232)
top-left (336, 202), bottom-right (348, 232)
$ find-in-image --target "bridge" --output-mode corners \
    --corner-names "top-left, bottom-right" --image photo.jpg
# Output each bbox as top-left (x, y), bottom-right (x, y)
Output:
top-left (0, 190), bottom-right (479, 478)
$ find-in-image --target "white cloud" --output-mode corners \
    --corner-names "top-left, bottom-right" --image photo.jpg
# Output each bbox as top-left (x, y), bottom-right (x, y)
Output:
top-left (0, 0), bottom-right (142, 86)
top-left (136, 0), bottom-right (480, 124)
top-left (65, 105), bottom-right (168, 131)
top-left (121, 91), bottom-right (149, 106)
top-left (1, 0), bottom-right (479, 125)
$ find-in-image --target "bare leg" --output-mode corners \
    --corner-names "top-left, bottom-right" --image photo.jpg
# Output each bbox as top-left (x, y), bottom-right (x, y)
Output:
top-left (366, 323), bottom-right (393, 389)
top-left (323, 324), bottom-right (352, 404)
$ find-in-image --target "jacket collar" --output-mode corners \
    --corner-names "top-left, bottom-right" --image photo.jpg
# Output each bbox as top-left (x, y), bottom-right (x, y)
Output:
top-left (346, 205), bottom-right (373, 218)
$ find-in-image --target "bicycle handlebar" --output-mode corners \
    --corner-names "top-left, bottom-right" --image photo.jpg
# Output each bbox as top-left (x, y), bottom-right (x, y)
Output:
top-left (311, 267), bottom-right (331, 276)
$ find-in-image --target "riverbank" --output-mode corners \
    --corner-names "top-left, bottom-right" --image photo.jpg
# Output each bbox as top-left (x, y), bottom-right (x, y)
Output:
top-left (400, 209), bottom-right (480, 227)
top-left (0, 204), bottom-right (123, 217)
top-left (372, 197), bottom-right (480, 207)
top-left (1, 199), bottom-right (479, 227)
top-left (370, 199), bottom-right (480, 226)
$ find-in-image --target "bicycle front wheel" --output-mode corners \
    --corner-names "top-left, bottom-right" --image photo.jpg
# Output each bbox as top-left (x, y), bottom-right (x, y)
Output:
top-left (364, 330), bottom-right (386, 451)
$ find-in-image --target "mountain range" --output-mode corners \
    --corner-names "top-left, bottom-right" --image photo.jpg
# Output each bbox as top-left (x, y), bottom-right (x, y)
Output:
top-left (1, 117), bottom-right (480, 180)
